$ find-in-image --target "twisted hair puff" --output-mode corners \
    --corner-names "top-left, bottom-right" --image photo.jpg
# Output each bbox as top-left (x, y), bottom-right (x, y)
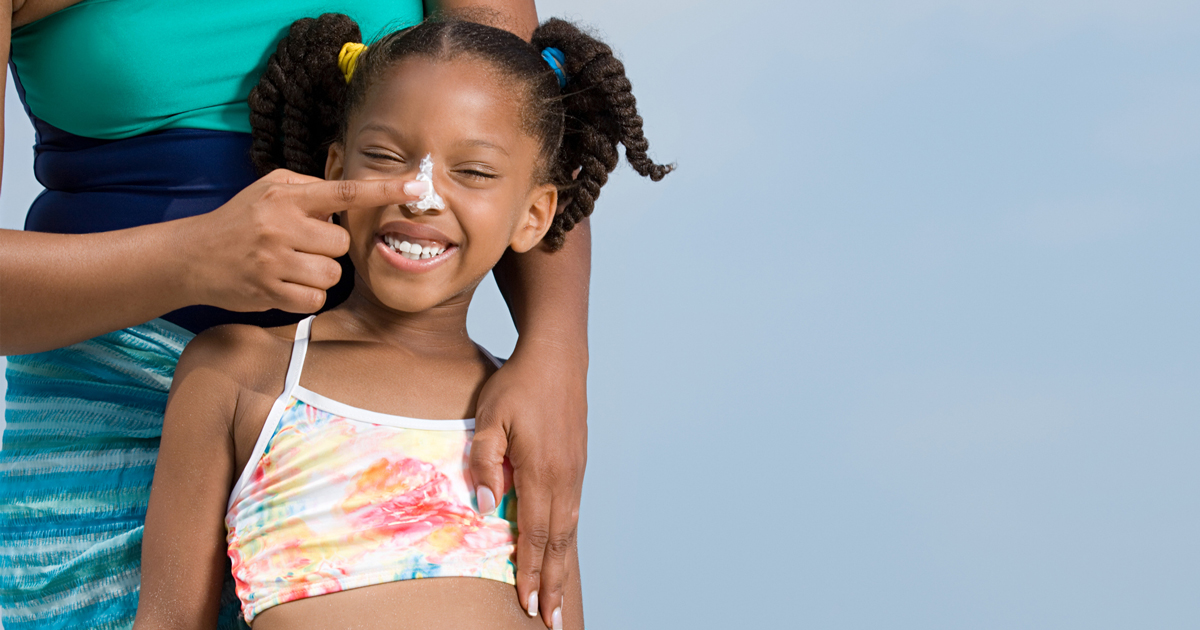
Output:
top-left (249, 14), bottom-right (360, 176)
top-left (533, 19), bottom-right (674, 247)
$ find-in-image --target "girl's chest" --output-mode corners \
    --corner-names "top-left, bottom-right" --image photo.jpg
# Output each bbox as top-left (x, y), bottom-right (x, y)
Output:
top-left (232, 348), bottom-right (491, 474)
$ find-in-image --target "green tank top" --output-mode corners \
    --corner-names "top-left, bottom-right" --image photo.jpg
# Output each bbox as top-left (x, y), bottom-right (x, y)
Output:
top-left (10, 0), bottom-right (423, 140)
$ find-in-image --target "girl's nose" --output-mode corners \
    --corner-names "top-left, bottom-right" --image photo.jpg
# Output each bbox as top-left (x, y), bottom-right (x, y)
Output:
top-left (405, 153), bottom-right (445, 214)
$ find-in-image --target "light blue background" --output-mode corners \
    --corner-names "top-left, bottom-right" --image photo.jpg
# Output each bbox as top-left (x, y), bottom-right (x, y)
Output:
top-left (3, 0), bottom-right (1199, 627)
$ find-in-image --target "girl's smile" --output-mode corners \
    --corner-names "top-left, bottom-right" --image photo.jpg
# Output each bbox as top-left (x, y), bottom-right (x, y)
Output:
top-left (375, 221), bottom-right (459, 272)
top-left (374, 238), bottom-right (457, 271)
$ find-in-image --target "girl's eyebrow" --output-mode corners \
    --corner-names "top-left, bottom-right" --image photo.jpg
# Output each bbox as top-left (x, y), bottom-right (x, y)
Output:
top-left (455, 139), bottom-right (509, 156)
top-left (357, 123), bottom-right (508, 156)
top-left (358, 122), bottom-right (403, 138)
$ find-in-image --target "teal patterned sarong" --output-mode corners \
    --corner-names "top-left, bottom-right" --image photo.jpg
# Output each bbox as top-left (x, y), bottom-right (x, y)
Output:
top-left (0, 320), bottom-right (245, 629)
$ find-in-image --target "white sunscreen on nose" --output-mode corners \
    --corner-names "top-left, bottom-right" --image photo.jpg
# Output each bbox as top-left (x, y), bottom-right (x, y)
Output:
top-left (407, 153), bottom-right (445, 213)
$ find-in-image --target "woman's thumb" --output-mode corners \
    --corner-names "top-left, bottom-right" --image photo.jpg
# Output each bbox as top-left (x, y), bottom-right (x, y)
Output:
top-left (470, 426), bottom-right (508, 515)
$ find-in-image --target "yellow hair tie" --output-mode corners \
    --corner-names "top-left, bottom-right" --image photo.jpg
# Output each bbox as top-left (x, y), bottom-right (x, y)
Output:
top-left (338, 42), bottom-right (368, 83)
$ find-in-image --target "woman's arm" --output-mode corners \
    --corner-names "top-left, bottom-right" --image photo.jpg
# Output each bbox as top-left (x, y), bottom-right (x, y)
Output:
top-left (0, 170), bottom-right (423, 355)
top-left (134, 331), bottom-right (243, 630)
top-left (473, 221), bottom-right (590, 628)
top-left (2, 5), bottom-right (195, 352)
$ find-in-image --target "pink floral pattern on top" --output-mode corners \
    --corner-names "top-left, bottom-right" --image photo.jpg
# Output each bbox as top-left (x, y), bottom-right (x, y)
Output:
top-left (225, 396), bottom-right (516, 623)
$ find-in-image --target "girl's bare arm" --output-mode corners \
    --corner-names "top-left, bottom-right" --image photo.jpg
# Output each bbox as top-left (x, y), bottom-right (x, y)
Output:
top-left (134, 331), bottom-right (244, 630)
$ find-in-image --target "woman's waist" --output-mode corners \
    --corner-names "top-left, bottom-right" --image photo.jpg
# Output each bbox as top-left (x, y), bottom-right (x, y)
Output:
top-left (33, 126), bottom-right (257, 196)
top-left (25, 125), bottom-right (259, 236)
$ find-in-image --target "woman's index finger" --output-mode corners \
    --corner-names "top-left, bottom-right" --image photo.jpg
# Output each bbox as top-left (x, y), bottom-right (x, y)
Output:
top-left (299, 178), bottom-right (415, 217)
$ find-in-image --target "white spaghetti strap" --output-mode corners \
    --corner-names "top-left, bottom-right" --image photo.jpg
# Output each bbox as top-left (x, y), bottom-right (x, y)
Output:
top-left (283, 315), bottom-right (313, 392)
top-left (227, 316), bottom-right (316, 510)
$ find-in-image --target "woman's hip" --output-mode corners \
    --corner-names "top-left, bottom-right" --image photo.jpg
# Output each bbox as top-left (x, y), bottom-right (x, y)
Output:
top-left (0, 319), bottom-right (193, 625)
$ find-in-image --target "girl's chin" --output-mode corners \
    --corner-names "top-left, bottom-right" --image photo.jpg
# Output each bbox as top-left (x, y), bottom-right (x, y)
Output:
top-left (362, 281), bottom-right (481, 318)
top-left (356, 272), bottom-right (470, 315)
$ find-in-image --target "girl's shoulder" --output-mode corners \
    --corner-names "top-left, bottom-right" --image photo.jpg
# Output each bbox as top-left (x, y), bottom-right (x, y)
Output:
top-left (176, 322), bottom-right (296, 398)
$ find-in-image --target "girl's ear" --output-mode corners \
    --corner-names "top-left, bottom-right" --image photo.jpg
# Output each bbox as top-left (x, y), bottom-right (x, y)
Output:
top-left (325, 143), bottom-right (345, 181)
top-left (509, 184), bottom-right (558, 253)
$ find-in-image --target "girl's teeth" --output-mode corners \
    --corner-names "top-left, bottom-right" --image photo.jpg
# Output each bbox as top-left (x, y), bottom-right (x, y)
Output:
top-left (384, 237), bottom-right (445, 260)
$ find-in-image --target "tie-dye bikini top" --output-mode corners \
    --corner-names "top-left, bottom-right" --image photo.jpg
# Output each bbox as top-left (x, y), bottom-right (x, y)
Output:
top-left (224, 316), bottom-right (517, 623)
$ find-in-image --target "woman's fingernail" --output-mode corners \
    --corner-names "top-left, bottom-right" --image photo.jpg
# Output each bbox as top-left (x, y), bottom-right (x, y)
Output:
top-left (476, 486), bottom-right (496, 515)
top-left (527, 591), bottom-right (538, 617)
top-left (552, 607), bottom-right (563, 630)
top-left (403, 180), bottom-right (431, 196)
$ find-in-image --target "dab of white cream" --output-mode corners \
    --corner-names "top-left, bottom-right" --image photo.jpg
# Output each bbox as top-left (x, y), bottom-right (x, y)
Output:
top-left (407, 153), bottom-right (445, 213)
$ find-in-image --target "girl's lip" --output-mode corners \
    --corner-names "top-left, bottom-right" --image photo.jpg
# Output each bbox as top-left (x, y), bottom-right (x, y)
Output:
top-left (378, 220), bottom-right (456, 247)
top-left (375, 236), bottom-right (458, 273)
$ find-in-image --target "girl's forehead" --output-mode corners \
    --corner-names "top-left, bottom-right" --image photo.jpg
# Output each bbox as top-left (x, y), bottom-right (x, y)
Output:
top-left (351, 57), bottom-right (528, 144)
top-left (373, 58), bottom-right (519, 118)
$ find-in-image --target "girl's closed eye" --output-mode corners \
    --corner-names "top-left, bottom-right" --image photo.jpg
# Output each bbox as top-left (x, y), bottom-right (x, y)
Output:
top-left (456, 166), bottom-right (498, 181)
top-left (361, 149), bottom-right (407, 168)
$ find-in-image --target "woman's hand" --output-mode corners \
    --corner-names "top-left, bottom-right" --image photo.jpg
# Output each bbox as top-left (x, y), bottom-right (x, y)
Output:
top-left (470, 339), bottom-right (588, 629)
top-left (184, 169), bottom-right (425, 314)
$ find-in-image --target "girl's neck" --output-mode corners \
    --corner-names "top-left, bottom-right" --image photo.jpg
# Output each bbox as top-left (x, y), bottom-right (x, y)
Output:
top-left (329, 285), bottom-right (478, 360)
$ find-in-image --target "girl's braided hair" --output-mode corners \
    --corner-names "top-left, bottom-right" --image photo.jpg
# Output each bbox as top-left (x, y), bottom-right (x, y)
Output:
top-left (249, 14), bottom-right (672, 250)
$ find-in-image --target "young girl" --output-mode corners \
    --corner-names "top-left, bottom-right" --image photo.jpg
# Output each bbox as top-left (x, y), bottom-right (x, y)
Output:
top-left (131, 14), bottom-right (669, 630)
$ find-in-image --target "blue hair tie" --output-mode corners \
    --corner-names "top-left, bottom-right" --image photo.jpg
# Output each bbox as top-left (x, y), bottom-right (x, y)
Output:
top-left (541, 47), bottom-right (568, 89)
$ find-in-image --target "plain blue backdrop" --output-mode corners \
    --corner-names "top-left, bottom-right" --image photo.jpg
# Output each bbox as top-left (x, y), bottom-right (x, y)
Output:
top-left (3, 1), bottom-right (1198, 627)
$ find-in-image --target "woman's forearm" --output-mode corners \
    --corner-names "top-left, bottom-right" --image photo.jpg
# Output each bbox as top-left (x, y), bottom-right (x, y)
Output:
top-left (1, 170), bottom-right (422, 356)
top-left (479, 218), bottom-right (590, 626)
top-left (492, 218), bottom-right (591, 362)
top-left (0, 5), bottom-right (190, 355)
top-left (0, 220), bottom-right (196, 355)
